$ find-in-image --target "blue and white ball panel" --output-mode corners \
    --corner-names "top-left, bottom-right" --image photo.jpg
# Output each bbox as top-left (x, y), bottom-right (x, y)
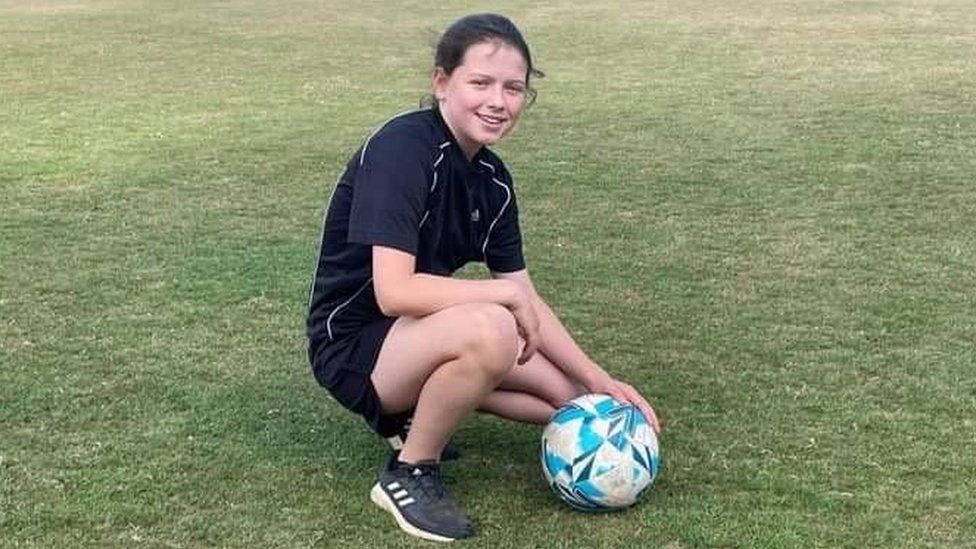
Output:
top-left (541, 394), bottom-right (659, 511)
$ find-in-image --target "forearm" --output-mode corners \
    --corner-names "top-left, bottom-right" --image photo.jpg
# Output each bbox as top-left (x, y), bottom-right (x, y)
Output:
top-left (377, 273), bottom-right (518, 318)
top-left (533, 296), bottom-right (610, 388)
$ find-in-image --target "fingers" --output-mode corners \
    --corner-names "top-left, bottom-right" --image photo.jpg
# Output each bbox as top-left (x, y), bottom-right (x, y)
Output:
top-left (626, 386), bottom-right (661, 434)
top-left (610, 383), bottom-right (661, 434)
top-left (517, 325), bottom-right (540, 364)
top-left (641, 403), bottom-right (661, 434)
top-left (517, 342), bottom-right (536, 365)
top-left (511, 299), bottom-right (540, 365)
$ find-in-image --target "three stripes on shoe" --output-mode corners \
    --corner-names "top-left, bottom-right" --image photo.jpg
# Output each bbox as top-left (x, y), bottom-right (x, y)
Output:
top-left (385, 481), bottom-right (416, 507)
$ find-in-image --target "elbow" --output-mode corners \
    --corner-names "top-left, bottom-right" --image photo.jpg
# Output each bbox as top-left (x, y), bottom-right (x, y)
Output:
top-left (375, 291), bottom-right (397, 317)
top-left (374, 284), bottom-right (405, 317)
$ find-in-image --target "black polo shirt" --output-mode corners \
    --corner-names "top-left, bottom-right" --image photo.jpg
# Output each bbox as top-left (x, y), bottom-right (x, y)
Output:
top-left (306, 107), bottom-right (525, 354)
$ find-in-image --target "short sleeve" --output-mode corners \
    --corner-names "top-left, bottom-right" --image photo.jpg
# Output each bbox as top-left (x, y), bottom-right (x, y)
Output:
top-left (485, 174), bottom-right (525, 273)
top-left (348, 130), bottom-right (432, 255)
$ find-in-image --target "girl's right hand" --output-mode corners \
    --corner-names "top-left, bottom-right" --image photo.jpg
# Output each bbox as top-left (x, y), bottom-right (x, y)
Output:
top-left (507, 285), bottom-right (540, 365)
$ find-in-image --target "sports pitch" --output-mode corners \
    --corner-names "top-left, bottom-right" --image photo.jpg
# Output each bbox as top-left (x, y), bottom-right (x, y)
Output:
top-left (2, 0), bottom-right (975, 546)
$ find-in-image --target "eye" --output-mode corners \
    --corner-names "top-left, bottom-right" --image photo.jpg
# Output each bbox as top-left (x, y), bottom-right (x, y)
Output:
top-left (504, 84), bottom-right (526, 96)
top-left (470, 79), bottom-right (489, 88)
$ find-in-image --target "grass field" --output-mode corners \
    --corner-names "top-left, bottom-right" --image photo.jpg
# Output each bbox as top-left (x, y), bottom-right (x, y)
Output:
top-left (2, 0), bottom-right (976, 546)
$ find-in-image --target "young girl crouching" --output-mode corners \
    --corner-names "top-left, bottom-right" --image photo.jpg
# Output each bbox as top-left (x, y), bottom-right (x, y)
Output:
top-left (306, 13), bottom-right (660, 542)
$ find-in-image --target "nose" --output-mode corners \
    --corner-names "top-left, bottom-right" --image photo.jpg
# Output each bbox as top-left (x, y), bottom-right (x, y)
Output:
top-left (487, 83), bottom-right (505, 110)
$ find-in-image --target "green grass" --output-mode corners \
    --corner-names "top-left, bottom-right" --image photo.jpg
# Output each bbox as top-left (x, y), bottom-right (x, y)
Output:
top-left (3, 0), bottom-right (976, 546)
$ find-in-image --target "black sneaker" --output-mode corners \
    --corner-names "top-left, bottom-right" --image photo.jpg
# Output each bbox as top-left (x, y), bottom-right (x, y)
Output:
top-left (386, 417), bottom-right (461, 461)
top-left (369, 454), bottom-right (473, 542)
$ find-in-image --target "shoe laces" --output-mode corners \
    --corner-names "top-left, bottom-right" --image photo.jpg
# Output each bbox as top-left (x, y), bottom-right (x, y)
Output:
top-left (405, 462), bottom-right (445, 501)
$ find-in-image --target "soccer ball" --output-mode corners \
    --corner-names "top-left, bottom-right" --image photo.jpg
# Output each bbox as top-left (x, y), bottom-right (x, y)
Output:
top-left (541, 393), bottom-right (659, 511)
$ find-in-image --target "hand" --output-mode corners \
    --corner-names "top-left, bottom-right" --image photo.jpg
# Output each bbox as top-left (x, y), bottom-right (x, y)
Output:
top-left (587, 374), bottom-right (661, 434)
top-left (507, 288), bottom-right (540, 365)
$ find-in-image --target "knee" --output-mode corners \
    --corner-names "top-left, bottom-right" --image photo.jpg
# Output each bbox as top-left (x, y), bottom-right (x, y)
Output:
top-left (459, 303), bottom-right (519, 377)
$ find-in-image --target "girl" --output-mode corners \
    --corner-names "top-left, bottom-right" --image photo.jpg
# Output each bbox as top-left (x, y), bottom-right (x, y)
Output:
top-left (306, 13), bottom-right (660, 542)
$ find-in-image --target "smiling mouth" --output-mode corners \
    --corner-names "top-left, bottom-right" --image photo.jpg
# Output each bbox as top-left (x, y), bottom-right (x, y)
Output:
top-left (477, 113), bottom-right (507, 127)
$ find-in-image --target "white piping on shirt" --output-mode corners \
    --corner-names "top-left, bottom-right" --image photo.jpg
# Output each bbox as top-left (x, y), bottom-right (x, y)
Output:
top-left (307, 173), bottom-right (345, 318)
top-left (359, 109), bottom-right (426, 166)
top-left (325, 277), bottom-right (373, 341)
top-left (419, 142), bottom-right (451, 229)
top-left (478, 160), bottom-right (513, 258)
top-left (324, 138), bottom-right (453, 338)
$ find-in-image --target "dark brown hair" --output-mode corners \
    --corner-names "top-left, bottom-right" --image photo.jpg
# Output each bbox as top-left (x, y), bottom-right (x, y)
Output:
top-left (428, 13), bottom-right (544, 106)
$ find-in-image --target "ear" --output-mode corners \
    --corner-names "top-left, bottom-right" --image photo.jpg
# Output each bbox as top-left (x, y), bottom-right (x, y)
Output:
top-left (431, 67), bottom-right (449, 102)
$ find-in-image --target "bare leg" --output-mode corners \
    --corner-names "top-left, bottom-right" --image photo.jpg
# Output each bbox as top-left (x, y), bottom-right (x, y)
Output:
top-left (480, 390), bottom-right (556, 424)
top-left (371, 303), bottom-right (519, 463)
top-left (477, 350), bottom-right (584, 424)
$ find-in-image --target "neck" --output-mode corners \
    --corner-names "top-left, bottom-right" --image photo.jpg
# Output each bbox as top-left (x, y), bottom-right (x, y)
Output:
top-left (437, 107), bottom-right (481, 161)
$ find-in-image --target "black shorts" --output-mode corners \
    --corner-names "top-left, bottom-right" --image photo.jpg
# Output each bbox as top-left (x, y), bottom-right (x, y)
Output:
top-left (309, 317), bottom-right (412, 438)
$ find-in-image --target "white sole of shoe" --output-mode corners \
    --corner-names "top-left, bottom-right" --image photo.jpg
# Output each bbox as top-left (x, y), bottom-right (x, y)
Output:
top-left (369, 482), bottom-right (457, 543)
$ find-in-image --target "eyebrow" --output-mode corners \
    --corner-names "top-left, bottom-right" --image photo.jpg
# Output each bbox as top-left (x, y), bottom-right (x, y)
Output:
top-left (467, 72), bottom-right (526, 85)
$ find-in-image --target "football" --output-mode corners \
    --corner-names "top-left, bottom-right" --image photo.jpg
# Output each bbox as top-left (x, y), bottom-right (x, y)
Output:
top-left (541, 393), bottom-right (659, 511)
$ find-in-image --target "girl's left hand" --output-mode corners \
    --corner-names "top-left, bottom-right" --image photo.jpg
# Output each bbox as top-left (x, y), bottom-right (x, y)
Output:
top-left (586, 375), bottom-right (661, 434)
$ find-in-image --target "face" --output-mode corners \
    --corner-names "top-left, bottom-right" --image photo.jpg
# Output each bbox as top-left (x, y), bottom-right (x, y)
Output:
top-left (433, 40), bottom-right (529, 160)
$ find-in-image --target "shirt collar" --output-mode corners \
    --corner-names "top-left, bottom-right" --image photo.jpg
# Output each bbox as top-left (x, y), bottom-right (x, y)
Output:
top-left (431, 106), bottom-right (489, 166)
